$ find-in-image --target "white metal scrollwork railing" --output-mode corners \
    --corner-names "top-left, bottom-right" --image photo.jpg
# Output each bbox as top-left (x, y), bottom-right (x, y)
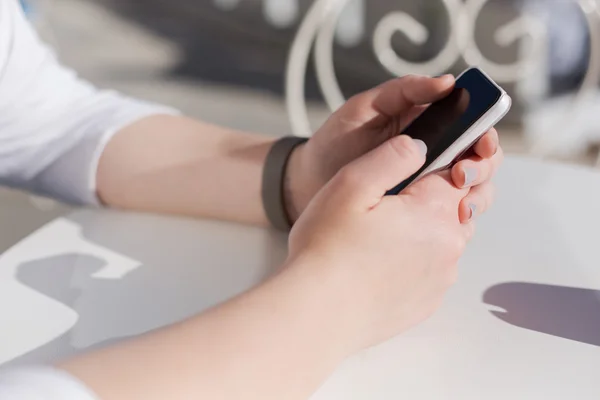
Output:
top-left (285, 0), bottom-right (600, 163)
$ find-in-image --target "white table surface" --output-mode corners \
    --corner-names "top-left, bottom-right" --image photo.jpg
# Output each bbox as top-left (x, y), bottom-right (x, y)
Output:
top-left (1, 156), bottom-right (599, 399)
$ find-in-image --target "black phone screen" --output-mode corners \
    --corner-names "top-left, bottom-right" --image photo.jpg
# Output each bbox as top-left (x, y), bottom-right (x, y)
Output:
top-left (387, 68), bottom-right (502, 195)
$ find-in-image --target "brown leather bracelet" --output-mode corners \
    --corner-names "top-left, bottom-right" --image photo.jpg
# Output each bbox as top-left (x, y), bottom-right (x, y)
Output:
top-left (262, 136), bottom-right (308, 231)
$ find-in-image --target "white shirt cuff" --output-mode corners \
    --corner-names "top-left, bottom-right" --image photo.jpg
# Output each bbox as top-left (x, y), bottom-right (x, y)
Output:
top-left (30, 95), bottom-right (180, 206)
top-left (0, 367), bottom-right (99, 400)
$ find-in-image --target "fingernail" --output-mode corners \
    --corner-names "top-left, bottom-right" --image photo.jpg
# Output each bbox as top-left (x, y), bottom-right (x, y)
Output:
top-left (413, 139), bottom-right (428, 156)
top-left (469, 203), bottom-right (477, 220)
top-left (463, 167), bottom-right (478, 187)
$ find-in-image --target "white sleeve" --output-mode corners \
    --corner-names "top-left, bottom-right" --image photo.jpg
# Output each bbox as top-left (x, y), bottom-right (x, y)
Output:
top-left (0, 0), bottom-right (179, 205)
top-left (0, 367), bottom-right (99, 400)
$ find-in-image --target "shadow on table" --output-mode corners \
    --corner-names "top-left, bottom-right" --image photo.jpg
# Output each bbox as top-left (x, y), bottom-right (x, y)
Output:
top-left (483, 282), bottom-right (600, 348)
top-left (9, 254), bottom-right (127, 366)
top-left (7, 210), bottom-right (288, 367)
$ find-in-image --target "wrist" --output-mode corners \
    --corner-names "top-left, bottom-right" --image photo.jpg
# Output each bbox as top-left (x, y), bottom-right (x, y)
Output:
top-left (283, 143), bottom-right (316, 223)
top-left (279, 251), bottom-right (366, 357)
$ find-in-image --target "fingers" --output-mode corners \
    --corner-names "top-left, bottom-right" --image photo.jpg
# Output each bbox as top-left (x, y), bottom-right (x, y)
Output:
top-left (372, 75), bottom-right (456, 118)
top-left (451, 146), bottom-right (504, 189)
top-left (406, 170), bottom-right (469, 207)
top-left (341, 75), bottom-right (456, 124)
top-left (458, 183), bottom-right (496, 223)
top-left (338, 135), bottom-right (427, 208)
top-left (408, 173), bottom-right (496, 225)
top-left (473, 129), bottom-right (499, 159)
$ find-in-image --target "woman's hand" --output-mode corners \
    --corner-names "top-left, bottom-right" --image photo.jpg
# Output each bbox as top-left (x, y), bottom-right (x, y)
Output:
top-left (60, 135), bottom-right (495, 400)
top-left (286, 75), bottom-right (503, 222)
top-left (289, 134), bottom-right (479, 352)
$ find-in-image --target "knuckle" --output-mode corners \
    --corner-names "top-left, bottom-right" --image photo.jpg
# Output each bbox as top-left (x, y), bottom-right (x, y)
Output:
top-left (335, 166), bottom-right (361, 188)
top-left (400, 74), bottom-right (423, 85)
top-left (341, 94), bottom-right (371, 122)
top-left (432, 199), bottom-right (452, 218)
top-left (335, 166), bottom-right (357, 186)
top-left (413, 175), bottom-right (443, 196)
top-left (345, 92), bottom-right (363, 108)
top-left (425, 195), bottom-right (454, 217)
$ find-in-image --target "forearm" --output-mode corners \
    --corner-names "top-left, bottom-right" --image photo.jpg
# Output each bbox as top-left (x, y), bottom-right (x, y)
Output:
top-left (60, 256), bottom-right (352, 400)
top-left (97, 115), bottom-right (276, 226)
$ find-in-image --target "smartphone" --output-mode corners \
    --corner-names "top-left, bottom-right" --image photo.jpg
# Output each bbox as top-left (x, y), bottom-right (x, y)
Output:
top-left (386, 67), bottom-right (512, 195)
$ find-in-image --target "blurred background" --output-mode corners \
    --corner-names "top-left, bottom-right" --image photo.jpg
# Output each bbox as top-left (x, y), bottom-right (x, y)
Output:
top-left (24, 0), bottom-right (599, 155)
top-left (2, 0), bottom-right (600, 248)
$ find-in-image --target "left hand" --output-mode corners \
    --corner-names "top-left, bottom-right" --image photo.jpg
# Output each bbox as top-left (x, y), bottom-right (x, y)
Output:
top-left (285, 74), bottom-right (504, 223)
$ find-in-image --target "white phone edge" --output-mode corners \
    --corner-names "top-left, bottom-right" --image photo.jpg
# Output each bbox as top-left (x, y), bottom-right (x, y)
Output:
top-left (411, 68), bottom-right (512, 184)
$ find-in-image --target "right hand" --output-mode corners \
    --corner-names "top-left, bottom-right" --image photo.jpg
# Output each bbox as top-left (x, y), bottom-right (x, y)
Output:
top-left (288, 135), bottom-right (481, 353)
top-left (285, 75), bottom-right (503, 223)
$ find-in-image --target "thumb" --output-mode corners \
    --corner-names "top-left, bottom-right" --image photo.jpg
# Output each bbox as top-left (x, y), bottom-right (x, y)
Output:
top-left (339, 135), bottom-right (427, 207)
